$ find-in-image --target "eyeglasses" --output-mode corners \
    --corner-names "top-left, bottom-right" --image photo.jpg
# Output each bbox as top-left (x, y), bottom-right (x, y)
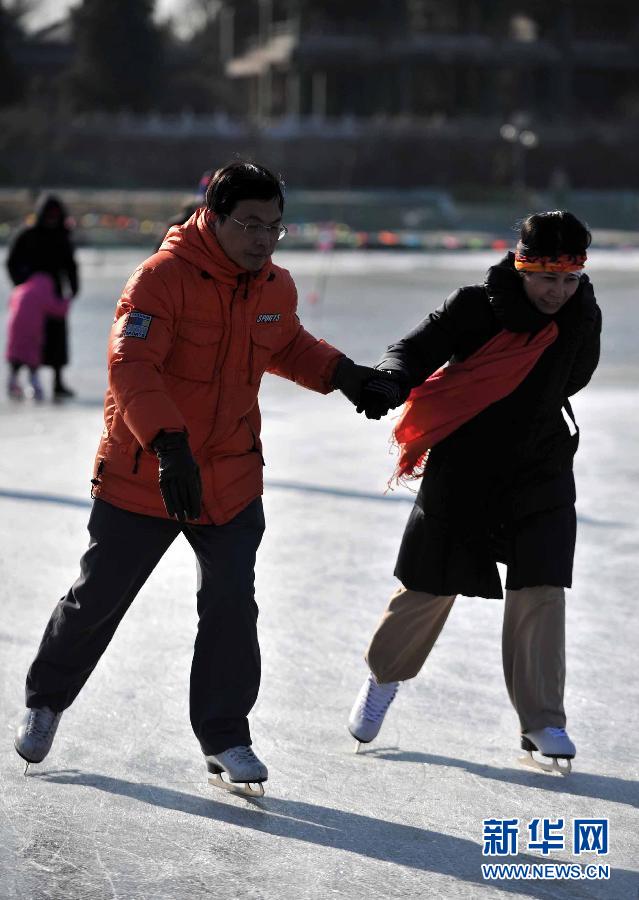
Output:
top-left (229, 217), bottom-right (288, 241)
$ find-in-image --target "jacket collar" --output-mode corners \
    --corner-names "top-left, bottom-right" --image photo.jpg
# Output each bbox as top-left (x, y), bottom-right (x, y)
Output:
top-left (159, 208), bottom-right (274, 288)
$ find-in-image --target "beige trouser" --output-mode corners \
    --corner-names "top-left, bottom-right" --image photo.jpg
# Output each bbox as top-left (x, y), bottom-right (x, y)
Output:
top-left (365, 584), bottom-right (566, 732)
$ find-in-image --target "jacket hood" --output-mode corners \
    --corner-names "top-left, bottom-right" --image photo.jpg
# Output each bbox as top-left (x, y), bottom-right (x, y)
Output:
top-left (485, 252), bottom-right (556, 333)
top-left (35, 194), bottom-right (70, 229)
top-left (159, 207), bottom-right (274, 287)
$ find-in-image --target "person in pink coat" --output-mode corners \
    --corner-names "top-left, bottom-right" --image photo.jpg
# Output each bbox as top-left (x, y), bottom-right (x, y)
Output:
top-left (5, 273), bottom-right (70, 400)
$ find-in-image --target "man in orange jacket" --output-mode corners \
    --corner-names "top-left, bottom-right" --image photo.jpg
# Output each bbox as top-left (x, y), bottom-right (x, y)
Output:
top-left (15, 161), bottom-right (391, 795)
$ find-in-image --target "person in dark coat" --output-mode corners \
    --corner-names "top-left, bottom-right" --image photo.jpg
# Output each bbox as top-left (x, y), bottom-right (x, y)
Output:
top-left (347, 211), bottom-right (601, 772)
top-left (6, 195), bottom-right (79, 398)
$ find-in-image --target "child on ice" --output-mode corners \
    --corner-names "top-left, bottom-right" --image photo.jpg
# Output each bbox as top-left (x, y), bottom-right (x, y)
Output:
top-left (5, 273), bottom-right (71, 400)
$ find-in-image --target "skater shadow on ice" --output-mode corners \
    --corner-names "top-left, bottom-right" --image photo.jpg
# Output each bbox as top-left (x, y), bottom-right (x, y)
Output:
top-left (0, 485), bottom-right (629, 526)
top-left (0, 488), bottom-right (92, 510)
top-left (263, 479), bottom-right (414, 504)
top-left (360, 748), bottom-right (639, 808)
top-left (30, 770), bottom-right (636, 898)
top-left (0, 395), bottom-right (106, 411)
top-left (0, 484), bottom-right (411, 513)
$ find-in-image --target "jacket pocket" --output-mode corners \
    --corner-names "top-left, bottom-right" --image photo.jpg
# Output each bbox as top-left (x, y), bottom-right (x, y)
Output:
top-left (166, 320), bottom-right (224, 382)
top-left (243, 415), bottom-right (265, 465)
top-left (249, 324), bottom-right (286, 384)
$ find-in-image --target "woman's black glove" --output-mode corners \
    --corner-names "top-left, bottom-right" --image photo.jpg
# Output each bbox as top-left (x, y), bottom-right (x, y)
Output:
top-left (152, 430), bottom-right (202, 522)
top-left (357, 370), bottom-right (411, 420)
top-left (331, 356), bottom-right (378, 409)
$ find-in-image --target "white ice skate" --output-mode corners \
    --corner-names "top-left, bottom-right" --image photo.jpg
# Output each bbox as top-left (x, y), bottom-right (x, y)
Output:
top-left (205, 745), bottom-right (268, 798)
top-left (519, 727), bottom-right (575, 776)
top-left (348, 672), bottom-right (399, 752)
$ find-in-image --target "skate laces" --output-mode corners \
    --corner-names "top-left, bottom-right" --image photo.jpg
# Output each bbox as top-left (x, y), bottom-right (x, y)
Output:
top-left (227, 746), bottom-right (259, 764)
top-left (360, 676), bottom-right (398, 722)
top-left (547, 727), bottom-right (568, 737)
top-left (26, 708), bottom-right (58, 739)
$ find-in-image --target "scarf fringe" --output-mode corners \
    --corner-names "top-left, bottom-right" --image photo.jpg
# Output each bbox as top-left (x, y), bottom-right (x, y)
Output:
top-left (385, 433), bottom-right (430, 492)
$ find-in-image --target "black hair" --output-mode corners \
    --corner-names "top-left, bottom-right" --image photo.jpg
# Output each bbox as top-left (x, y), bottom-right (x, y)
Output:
top-left (205, 161), bottom-right (285, 218)
top-left (517, 210), bottom-right (591, 259)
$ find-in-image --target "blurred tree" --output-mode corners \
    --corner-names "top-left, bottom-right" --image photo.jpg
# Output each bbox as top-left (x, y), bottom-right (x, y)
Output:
top-left (0, 0), bottom-right (25, 106)
top-left (298, 0), bottom-right (403, 32)
top-left (68, 0), bottom-right (165, 112)
top-left (158, 1), bottom-right (243, 114)
top-left (170, 0), bottom-right (221, 40)
top-left (216, 0), bottom-right (258, 55)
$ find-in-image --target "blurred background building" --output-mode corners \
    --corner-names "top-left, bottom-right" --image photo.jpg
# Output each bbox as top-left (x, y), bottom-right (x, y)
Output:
top-left (1, 0), bottom-right (638, 243)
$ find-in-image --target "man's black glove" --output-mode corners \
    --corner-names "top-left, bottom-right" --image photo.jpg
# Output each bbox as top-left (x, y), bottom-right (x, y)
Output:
top-left (152, 430), bottom-right (202, 522)
top-left (331, 356), bottom-right (378, 409)
top-left (357, 369), bottom-right (411, 420)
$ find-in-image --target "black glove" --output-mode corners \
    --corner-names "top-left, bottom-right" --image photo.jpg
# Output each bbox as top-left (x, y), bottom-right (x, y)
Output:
top-left (357, 369), bottom-right (411, 420)
top-left (331, 356), bottom-right (378, 409)
top-left (152, 430), bottom-right (202, 522)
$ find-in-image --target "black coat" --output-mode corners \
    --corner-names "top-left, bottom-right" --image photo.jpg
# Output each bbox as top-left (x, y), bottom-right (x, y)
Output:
top-left (7, 197), bottom-right (78, 368)
top-left (381, 254), bottom-right (602, 599)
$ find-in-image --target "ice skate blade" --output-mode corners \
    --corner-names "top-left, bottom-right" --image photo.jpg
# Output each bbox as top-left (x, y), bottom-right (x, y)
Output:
top-left (347, 729), bottom-right (368, 753)
top-left (518, 751), bottom-right (572, 776)
top-left (208, 773), bottom-right (265, 798)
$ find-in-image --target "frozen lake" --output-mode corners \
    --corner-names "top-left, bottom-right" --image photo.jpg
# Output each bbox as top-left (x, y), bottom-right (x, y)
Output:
top-left (1, 248), bottom-right (637, 899)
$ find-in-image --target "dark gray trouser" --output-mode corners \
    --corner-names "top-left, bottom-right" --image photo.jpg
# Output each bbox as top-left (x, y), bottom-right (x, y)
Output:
top-left (25, 497), bottom-right (265, 755)
top-left (365, 584), bottom-right (566, 732)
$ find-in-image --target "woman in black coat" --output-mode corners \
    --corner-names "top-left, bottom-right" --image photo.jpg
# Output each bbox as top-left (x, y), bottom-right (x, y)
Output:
top-left (348, 211), bottom-right (601, 773)
top-left (7, 195), bottom-right (79, 398)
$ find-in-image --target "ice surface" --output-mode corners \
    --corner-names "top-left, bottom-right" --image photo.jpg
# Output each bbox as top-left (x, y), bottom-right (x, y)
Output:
top-left (0, 249), bottom-right (637, 899)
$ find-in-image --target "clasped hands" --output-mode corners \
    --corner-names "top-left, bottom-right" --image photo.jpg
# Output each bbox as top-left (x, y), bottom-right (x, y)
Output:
top-left (331, 357), bottom-right (411, 420)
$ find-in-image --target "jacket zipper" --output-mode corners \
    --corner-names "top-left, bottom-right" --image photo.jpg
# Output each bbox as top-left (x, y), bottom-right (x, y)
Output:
top-left (132, 446), bottom-right (143, 474)
top-left (203, 273), bottom-right (257, 470)
top-left (203, 274), bottom-right (242, 453)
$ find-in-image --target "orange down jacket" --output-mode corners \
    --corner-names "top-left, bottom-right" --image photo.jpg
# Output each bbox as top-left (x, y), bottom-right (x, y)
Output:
top-left (91, 208), bottom-right (343, 524)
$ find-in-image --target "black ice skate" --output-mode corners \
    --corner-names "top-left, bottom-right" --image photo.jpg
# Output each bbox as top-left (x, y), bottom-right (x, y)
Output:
top-left (205, 745), bottom-right (268, 797)
top-left (519, 727), bottom-right (576, 776)
top-left (15, 707), bottom-right (63, 774)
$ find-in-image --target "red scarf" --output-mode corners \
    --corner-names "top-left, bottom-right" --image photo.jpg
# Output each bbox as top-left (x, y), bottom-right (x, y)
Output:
top-left (391, 322), bottom-right (558, 483)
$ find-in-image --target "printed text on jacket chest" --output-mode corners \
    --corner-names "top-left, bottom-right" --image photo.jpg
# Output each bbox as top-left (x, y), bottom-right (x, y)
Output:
top-left (256, 313), bottom-right (281, 324)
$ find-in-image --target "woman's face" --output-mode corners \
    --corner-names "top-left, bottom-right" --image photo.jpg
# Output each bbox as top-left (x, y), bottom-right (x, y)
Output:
top-left (521, 271), bottom-right (581, 315)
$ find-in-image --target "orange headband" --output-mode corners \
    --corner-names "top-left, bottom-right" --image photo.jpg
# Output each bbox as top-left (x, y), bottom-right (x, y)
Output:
top-left (514, 252), bottom-right (587, 273)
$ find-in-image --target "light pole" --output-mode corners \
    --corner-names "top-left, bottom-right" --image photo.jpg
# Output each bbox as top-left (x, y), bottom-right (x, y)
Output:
top-left (499, 118), bottom-right (539, 190)
top-left (257, 0), bottom-right (273, 122)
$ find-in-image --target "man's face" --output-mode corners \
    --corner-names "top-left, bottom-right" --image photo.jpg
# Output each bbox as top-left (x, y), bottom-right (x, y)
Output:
top-left (214, 197), bottom-right (283, 271)
top-left (521, 271), bottom-right (581, 315)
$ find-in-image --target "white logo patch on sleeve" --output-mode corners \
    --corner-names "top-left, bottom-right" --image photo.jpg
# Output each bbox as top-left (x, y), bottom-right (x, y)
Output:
top-left (124, 311), bottom-right (153, 339)
top-left (256, 313), bottom-right (281, 324)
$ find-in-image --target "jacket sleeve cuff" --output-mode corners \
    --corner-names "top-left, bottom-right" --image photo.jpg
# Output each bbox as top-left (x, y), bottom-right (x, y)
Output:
top-left (122, 392), bottom-right (187, 450)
